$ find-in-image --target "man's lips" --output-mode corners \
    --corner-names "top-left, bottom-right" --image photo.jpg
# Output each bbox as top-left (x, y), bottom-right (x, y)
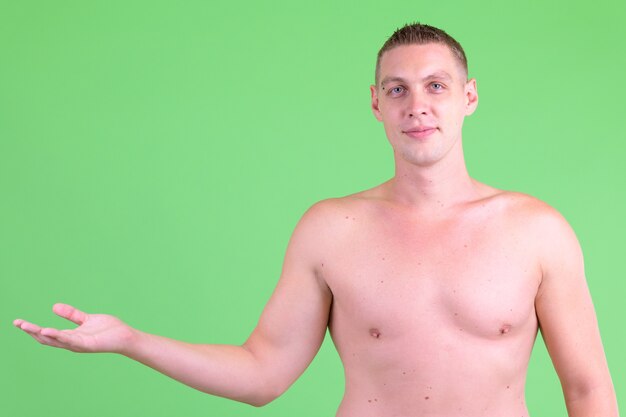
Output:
top-left (402, 126), bottom-right (437, 139)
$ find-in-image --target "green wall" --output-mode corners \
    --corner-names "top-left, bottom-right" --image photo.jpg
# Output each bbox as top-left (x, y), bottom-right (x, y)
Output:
top-left (2, 1), bottom-right (624, 416)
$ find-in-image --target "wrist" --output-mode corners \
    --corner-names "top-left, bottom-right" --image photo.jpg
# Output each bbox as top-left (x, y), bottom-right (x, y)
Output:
top-left (117, 325), bottom-right (145, 357)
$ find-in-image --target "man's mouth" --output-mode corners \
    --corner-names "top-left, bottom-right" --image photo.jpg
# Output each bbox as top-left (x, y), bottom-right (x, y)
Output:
top-left (402, 126), bottom-right (437, 139)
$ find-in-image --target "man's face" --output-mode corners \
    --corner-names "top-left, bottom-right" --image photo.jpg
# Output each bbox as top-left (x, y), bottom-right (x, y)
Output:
top-left (371, 43), bottom-right (478, 168)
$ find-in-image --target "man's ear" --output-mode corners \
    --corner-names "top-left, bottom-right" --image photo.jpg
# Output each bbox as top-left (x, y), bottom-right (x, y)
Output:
top-left (370, 85), bottom-right (383, 121)
top-left (464, 78), bottom-right (478, 116)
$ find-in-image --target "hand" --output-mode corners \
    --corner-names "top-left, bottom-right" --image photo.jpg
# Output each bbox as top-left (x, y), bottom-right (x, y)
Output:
top-left (14, 303), bottom-right (135, 354)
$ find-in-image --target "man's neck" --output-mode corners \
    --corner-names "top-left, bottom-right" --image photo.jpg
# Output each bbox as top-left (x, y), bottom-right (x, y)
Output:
top-left (386, 151), bottom-right (479, 213)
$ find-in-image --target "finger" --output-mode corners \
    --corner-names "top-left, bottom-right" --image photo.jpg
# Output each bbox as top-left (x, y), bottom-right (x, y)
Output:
top-left (40, 327), bottom-right (61, 338)
top-left (41, 328), bottom-right (83, 349)
top-left (17, 320), bottom-right (43, 333)
top-left (40, 327), bottom-right (76, 344)
top-left (53, 303), bottom-right (87, 325)
top-left (28, 331), bottom-right (67, 349)
top-left (20, 325), bottom-right (71, 349)
top-left (14, 319), bottom-right (24, 327)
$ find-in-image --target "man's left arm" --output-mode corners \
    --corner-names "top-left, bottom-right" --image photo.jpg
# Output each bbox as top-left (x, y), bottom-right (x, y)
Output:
top-left (534, 207), bottom-right (619, 417)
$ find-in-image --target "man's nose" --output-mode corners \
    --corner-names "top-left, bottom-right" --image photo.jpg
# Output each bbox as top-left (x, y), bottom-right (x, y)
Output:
top-left (407, 92), bottom-right (429, 118)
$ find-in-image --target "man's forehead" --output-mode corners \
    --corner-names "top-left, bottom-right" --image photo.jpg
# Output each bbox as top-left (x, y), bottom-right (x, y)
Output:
top-left (378, 43), bottom-right (467, 83)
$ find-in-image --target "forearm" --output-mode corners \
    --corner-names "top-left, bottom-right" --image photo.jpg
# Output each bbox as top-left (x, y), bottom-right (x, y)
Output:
top-left (123, 330), bottom-right (275, 406)
top-left (565, 383), bottom-right (619, 417)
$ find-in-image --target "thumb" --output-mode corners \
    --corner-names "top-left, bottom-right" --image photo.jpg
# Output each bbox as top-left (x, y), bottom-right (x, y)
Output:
top-left (53, 303), bottom-right (88, 325)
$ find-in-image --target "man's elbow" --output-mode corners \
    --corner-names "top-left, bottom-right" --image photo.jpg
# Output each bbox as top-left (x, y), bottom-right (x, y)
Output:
top-left (564, 376), bottom-right (615, 402)
top-left (246, 396), bottom-right (275, 408)
top-left (563, 380), bottom-right (618, 416)
top-left (237, 343), bottom-right (299, 407)
top-left (242, 383), bottom-right (287, 407)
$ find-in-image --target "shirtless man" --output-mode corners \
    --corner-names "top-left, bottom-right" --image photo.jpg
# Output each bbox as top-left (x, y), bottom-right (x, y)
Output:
top-left (14, 23), bottom-right (618, 417)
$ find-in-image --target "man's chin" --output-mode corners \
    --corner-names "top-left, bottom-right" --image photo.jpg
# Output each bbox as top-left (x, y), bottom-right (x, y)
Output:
top-left (399, 151), bottom-right (443, 168)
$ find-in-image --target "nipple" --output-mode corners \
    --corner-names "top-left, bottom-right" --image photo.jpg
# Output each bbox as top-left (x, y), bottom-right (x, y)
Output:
top-left (369, 328), bottom-right (381, 339)
top-left (499, 324), bottom-right (512, 335)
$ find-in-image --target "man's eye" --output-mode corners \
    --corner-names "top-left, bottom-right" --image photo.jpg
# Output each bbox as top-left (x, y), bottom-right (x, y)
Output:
top-left (390, 86), bottom-right (405, 95)
top-left (431, 83), bottom-right (444, 90)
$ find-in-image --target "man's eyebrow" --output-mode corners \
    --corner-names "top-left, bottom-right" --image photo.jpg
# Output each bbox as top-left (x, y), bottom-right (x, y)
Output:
top-left (422, 71), bottom-right (453, 82)
top-left (380, 71), bottom-right (454, 87)
top-left (380, 76), bottom-right (406, 87)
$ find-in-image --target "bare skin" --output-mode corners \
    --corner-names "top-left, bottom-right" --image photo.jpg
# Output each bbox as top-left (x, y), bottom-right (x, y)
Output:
top-left (14, 43), bottom-right (618, 416)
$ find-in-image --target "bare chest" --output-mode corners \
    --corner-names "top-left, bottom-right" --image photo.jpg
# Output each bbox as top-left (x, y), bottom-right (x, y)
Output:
top-left (324, 212), bottom-right (541, 341)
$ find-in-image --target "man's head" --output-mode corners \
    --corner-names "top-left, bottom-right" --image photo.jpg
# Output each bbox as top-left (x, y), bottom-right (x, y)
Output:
top-left (375, 23), bottom-right (468, 86)
top-left (370, 23), bottom-right (478, 168)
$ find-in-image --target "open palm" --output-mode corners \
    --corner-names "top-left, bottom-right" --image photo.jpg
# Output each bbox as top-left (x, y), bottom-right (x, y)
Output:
top-left (14, 303), bottom-right (134, 354)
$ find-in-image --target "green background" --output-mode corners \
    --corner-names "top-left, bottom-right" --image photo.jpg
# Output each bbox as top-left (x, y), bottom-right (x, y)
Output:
top-left (1, 1), bottom-right (624, 416)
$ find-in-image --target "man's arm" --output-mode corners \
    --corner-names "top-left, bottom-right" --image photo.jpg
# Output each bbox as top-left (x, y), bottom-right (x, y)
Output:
top-left (14, 202), bottom-right (333, 407)
top-left (534, 206), bottom-right (618, 416)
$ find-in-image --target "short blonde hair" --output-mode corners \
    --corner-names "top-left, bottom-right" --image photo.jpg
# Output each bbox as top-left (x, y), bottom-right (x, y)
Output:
top-left (375, 23), bottom-right (468, 85)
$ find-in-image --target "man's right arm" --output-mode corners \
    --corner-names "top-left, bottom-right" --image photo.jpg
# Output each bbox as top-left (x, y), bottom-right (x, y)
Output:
top-left (14, 200), bottom-right (336, 407)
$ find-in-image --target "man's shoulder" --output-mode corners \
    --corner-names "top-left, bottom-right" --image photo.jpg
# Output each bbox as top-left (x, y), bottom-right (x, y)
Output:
top-left (291, 189), bottom-right (389, 241)
top-left (484, 189), bottom-right (575, 240)
top-left (298, 193), bottom-right (375, 227)
top-left (479, 186), bottom-right (555, 216)
top-left (285, 195), bottom-right (372, 259)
